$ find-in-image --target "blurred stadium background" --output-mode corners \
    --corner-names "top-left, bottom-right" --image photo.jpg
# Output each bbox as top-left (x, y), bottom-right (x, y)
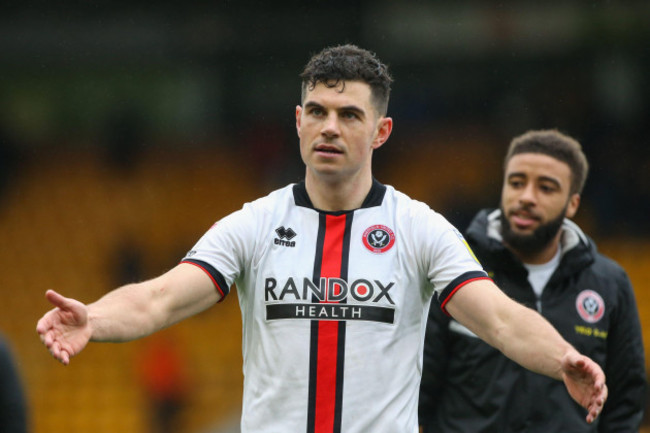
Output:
top-left (0, 1), bottom-right (649, 432)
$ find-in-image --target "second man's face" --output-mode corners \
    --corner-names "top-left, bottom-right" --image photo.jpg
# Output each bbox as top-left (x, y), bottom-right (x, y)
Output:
top-left (501, 153), bottom-right (579, 239)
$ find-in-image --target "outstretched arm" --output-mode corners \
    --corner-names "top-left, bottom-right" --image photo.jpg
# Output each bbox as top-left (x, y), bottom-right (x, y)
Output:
top-left (37, 262), bottom-right (220, 365)
top-left (445, 279), bottom-right (607, 424)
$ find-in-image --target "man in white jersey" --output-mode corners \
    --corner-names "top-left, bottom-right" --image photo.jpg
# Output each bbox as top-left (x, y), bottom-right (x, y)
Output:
top-left (37, 46), bottom-right (607, 433)
top-left (420, 130), bottom-right (644, 432)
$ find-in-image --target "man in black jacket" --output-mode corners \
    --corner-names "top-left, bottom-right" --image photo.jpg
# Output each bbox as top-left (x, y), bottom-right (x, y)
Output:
top-left (419, 129), bottom-right (646, 432)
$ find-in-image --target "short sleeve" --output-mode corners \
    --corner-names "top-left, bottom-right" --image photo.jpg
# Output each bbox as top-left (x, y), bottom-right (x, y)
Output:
top-left (181, 202), bottom-right (259, 300)
top-left (417, 211), bottom-right (489, 311)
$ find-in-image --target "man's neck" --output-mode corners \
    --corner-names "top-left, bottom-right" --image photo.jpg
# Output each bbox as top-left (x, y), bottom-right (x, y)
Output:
top-left (305, 173), bottom-right (372, 211)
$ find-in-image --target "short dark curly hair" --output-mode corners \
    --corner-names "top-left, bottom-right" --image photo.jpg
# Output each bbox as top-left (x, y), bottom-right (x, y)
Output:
top-left (300, 44), bottom-right (393, 116)
top-left (505, 129), bottom-right (589, 195)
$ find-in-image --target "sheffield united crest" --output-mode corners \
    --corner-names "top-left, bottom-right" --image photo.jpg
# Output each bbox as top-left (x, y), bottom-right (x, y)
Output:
top-left (362, 225), bottom-right (395, 254)
top-left (575, 290), bottom-right (605, 323)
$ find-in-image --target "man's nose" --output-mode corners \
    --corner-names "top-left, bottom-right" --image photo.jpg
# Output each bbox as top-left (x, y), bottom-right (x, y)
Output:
top-left (321, 113), bottom-right (340, 138)
top-left (519, 183), bottom-right (537, 205)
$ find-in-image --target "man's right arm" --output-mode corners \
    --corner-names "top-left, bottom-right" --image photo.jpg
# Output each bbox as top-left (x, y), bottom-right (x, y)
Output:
top-left (37, 262), bottom-right (221, 364)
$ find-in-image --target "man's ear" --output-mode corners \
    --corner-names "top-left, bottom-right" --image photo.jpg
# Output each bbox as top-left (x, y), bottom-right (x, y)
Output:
top-left (565, 193), bottom-right (581, 218)
top-left (372, 116), bottom-right (393, 150)
top-left (295, 105), bottom-right (302, 136)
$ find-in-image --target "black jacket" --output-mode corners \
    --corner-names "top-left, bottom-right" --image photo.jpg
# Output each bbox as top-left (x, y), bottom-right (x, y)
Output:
top-left (419, 209), bottom-right (646, 432)
top-left (0, 335), bottom-right (28, 433)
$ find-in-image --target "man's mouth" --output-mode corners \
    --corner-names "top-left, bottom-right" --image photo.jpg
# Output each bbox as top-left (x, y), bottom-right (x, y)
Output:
top-left (315, 144), bottom-right (343, 154)
top-left (509, 210), bottom-right (539, 229)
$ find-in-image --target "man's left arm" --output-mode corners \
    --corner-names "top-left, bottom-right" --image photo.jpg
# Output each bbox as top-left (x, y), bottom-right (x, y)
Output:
top-left (445, 278), bottom-right (607, 424)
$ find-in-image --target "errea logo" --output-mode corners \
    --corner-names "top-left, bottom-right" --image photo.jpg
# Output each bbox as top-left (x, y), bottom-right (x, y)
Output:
top-left (274, 226), bottom-right (297, 247)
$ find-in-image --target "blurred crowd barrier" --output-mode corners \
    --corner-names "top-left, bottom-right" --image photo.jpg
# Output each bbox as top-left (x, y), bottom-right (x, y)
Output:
top-left (0, 142), bottom-right (648, 433)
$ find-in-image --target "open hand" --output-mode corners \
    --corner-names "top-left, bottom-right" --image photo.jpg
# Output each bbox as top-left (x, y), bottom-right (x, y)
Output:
top-left (561, 353), bottom-right (608, 423)
top-left (36, 290), bottom-right (92, 365)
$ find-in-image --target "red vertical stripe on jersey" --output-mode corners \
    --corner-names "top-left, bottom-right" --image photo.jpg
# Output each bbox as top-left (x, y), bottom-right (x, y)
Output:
top-left (314, 214), bottom-right (346, 433)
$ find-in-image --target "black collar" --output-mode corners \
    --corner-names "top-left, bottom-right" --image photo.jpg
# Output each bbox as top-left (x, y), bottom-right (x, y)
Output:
top-left (292, 178), bottom-right (386, 212)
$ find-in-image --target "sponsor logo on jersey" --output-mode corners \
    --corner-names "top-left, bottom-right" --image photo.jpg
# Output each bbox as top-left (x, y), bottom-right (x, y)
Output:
top-left (575, 289), bottom-right (605, 323)
top-left (362, 225), bottom-right (395, 254)
top-left (264, 276), bottom-right (396, 323)
top-left (274, 226), bottom-right (297, 247)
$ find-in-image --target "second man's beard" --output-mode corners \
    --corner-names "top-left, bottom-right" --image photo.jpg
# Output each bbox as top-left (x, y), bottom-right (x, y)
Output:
top-left (499, 205), bottom-right (567, 257)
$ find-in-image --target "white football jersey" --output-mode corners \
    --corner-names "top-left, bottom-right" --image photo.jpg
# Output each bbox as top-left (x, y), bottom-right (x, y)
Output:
top-left (182, 180), bottom-right (488, 433)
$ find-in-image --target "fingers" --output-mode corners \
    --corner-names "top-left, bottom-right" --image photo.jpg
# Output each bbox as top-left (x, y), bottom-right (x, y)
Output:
top-left (36, 309), bottom-right (57, 335)
top-left (571, 356), bottom-right (585, 368)
top-left (585, 401), bottom-right (599, 423)
top-left (566, 355), bottom-right (588, 374)
top-left (585, 383), bottom-right (608, 424)
top-left (586, 410), bottom-right (596, 424)
top-left (43, 330), bottom-right (53, 347)
top-left (54, 344), bottom-right (70, 366)
top-left (37, 290), bottom-right (76, 365)
top-left (567, 355), bottom-right (605, 385)
top-left (594, 383), bottom-right (607, 408)
top-left (35, 316), bottom-right (48, 335)
top-left (585, 364), bottom-right (607, 424)
top-left (50, 341), bottom-right (71, 366)
top-left (562, 353), bottom-right (608, 424)
top-left (37, 322), bottom-right (67, 364)
top-left (45, 289), bottom-right (72, 310)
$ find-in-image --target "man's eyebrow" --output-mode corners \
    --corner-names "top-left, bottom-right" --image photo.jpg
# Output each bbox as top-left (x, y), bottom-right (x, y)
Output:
top-left (507, 172), bottom-right (562, 188)
top-left (538, 175), bottom-right (562, 188)
top-left (339, 105), bottom-right (365, 116)
top-left (507, 172), bottom-right (526, 181)
top-left (304, 101), bottom-right (324, 110)
top-left (303, 101), bottom-right (366, 116)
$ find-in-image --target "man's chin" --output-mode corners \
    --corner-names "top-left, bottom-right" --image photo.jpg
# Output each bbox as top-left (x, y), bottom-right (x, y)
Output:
top-left (507, 224), bottom-right (537, 237)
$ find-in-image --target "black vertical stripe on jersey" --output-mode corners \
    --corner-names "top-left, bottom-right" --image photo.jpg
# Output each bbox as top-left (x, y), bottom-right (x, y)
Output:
top-left (307, 319), bottom-right (319, 431)
top-left (311, 212), bottom-right (327, 296)
top-left (333, 213), bottom-right (352, 432)
top-left (307, 213), bottom-right (327, 432)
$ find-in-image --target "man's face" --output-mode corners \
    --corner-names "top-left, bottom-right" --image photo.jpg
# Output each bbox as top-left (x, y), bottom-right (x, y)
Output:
top-left (500, 153), bottom-right (580, 255)
top-left (295, 81), bottom-right (392, 183)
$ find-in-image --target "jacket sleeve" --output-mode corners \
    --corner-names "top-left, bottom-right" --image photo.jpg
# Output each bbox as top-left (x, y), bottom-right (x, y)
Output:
top-left (418, 304), bottom-right (451, 430)
top-left (0, 337), bottom-right (28, 433)
top-left (598, 270), bottom-right (647, 432)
